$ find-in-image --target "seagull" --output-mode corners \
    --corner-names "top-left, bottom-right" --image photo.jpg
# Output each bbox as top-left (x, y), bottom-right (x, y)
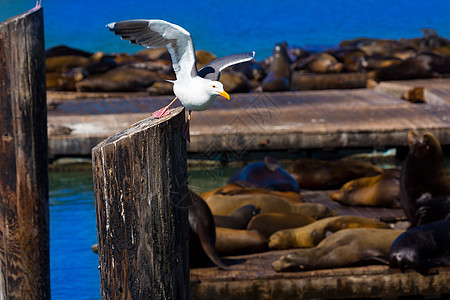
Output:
top-left (107, 19), bottom-right (255, 141)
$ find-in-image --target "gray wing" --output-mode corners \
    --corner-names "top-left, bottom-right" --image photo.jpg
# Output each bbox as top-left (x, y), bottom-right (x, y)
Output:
top-left (198, 51), bottom-right (255, 80)
top-left (107, 19), bottom-right (197, 80)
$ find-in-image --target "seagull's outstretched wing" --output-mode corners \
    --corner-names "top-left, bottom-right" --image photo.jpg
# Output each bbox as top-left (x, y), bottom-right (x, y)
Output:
top-left (107, 19), bottom-right (197, 80)
top-left (198, 51), bottom-right (255, 80)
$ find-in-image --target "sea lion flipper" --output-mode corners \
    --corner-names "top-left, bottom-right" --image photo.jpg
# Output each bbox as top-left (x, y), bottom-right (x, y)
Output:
top-left (198, 235), bottom-right (230, 271)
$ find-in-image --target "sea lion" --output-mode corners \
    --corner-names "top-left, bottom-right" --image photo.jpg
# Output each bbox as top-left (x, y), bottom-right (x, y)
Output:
top-left (305, 52), bottom-right (344, 73)
top-left (286, 158), bottom-right (383, 190)
top-left (247, 212), bottom-right (315, 238)
top-left (200, 181), bottom-right (303, 203)
top-left (389, 219), bottom-right (450, 274)
top-left (213, 204), bottom-right (260, 229)
top-left (272, 228), bottom-right (404, 272)
top-left (205, 193), bottom-right (336, 219)
top-left (215, 227), bottom-right (268, 256)
top-left (329, 168), bottom-right (401, 208)
top-left (368, 52), bottom-right (450, 81)
top-left (188, 190), bottom-right (229, 270)
top-left (262, 41), bottom-right (292, 92)
top-left (269, 216), bottom-right (390, 250)
top-left (228, 156), bottom-right (300, 193)
top-left (46, 55), bottom-right (90, 72)
top-left (219, 70), bottom-right (252, 93)
top-left (400, 131), bottom-right (450, 226)
top-left (45, 45), bottom-right (92, 58)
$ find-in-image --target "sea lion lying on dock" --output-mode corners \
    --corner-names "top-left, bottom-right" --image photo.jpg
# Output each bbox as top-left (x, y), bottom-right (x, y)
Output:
top-left (200, 181), bottom-right (303, 203)
top-left (389, 219), bottom-right (450, 274)
top-left (205, 193), bottom-right (336, 219)
top-left (247, 212), bottom-right (315, 238)
top-left (400, 131), bottom-right (450, 226)
top-left (269, 216), bottom-right (390, 250)
top-left (286, 158), bottom-right (383, 190)
top-left (228, 156), bottom-right (300, 193)
top-left (272, 228), bottom-right (404, 272)
top-left (213, 204), bottom-right (260, 229)
top-left (329, 168), bottom-right (401, 208)
top-left (215, 227), bottom-right (268, 256)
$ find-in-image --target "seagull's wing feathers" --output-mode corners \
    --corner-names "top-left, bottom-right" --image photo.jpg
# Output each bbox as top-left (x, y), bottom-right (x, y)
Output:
top-left (198, 51), bottom-right (255, 80)
top-left (107, 20), bottom-right (197, 80)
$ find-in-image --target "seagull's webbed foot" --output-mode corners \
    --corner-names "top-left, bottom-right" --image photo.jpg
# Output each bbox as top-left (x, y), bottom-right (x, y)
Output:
top-left (152, 106), bottom-right (171, 118)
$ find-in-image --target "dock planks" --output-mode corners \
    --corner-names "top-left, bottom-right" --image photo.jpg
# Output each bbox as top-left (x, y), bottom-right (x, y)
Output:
top-left (47, 84), bottom-right (450, 157)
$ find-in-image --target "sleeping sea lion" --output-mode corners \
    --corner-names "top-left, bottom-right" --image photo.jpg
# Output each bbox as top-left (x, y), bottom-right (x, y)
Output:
top-left (262, 41), bottom-right (292, 92)
top-left (272, 228), bottom-right (404, 272)
top-left (205, 193), bottom-right (336, 219)
top-left (228, 156), bottom-right (300, 193)
top-left (215, 227), bottom-right (268, 256)
top-left (213, 204), bottom-right (260, 229)
top-left (286, 158), bottom-right (383, 190)
top-left (247, 212), bottom-right (315, 238)
top-left (329, 168), bottom-right (401, 208)
top-left (389, 219), bottom-right (450, 274)
top-left (188, 190), bottom-right (229, 270)
top-left (200, 181), bottom-right (303, 203)
top-left (269, 216), bottom-right (390, 250)
top-left (400, 131), bottom-right (450, 226)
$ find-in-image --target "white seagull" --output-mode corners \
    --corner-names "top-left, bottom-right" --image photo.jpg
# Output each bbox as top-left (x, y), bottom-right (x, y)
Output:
top-left (107, 19), bottom-right (255, 141)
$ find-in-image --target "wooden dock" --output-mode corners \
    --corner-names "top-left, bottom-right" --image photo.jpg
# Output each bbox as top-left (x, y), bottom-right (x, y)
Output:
top-left (47, 79), bottom-right (450, 158)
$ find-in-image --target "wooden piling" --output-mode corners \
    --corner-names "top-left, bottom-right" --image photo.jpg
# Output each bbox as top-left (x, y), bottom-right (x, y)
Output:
top-left (0, 7), bottom-right (50, 300)
top-left (92, 107), bottom-right (189, 299)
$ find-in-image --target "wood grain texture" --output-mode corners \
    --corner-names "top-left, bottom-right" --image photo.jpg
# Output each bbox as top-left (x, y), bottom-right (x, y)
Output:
top-left (92, 107), bottom-right (189, 300)
top-left (0, 8), bottom-right (50, 300)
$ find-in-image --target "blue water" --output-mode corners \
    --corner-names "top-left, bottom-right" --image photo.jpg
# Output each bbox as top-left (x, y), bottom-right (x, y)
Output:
top-left (1, 1), bottom-right (449, 59)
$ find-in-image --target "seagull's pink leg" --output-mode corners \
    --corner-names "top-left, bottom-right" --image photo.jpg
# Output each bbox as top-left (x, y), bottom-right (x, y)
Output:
top-left (29, 0), bottom-right (42, 12)
top-left (152, 96), bottom-right (178, 118)
top-left (182, 110), bottom-right (191, 142)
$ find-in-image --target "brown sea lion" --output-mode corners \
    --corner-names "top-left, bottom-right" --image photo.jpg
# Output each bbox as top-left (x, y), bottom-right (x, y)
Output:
top-left (247, 212), bottom-right (315, 238)
top-left (228, 156), bottom-right (300, 193)
top-left (415, 193), bottom-right (450, 225)
top-left (390, 219), bottom-right (450, 274)
top-left (215, 227), bottom-right (268, 256)
top-left (272, 228), bottom-right (404, 272)
top-left (46, 55), bottom-right (89, 72)
top-left (329, 168), bottom-right (401, 208)
top-left (200, 181), bottom-right (303, 204)
top-left (262, 41), bottom-right (292, 92)
top-left (219, 70), bottom-right (251, 93)
top-left (75, 68), bottom-right (164, 92)
top-left (205, 194), bottom-right (336, 219)
top-left (213, 204), bottom-right (260, 229)
top-left (269, 216), bottom-right (390, 250)
top-left (305, 52), bottom-right (343, 73)
top-left (286, 158), bottom-right (383, 190)
top-left (45, 45), bottom-right (92, 58)
top-left (400, 131), bottom-right (450, 226)
top-left (188, 190), bottom-right (229, 270)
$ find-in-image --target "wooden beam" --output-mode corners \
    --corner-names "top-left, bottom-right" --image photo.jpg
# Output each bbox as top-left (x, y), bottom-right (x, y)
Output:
top-left (0, 7), bottom-right (50, 299)
top-left (92, 107), bottom-right (189, 299)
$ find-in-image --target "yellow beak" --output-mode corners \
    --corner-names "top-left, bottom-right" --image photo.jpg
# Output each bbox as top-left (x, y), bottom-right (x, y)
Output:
top-left (218, 90), bottom-right (230, 100)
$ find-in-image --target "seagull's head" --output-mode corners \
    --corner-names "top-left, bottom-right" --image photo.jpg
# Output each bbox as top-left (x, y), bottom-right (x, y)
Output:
top-left (208, 81), bottom-right (230, 100)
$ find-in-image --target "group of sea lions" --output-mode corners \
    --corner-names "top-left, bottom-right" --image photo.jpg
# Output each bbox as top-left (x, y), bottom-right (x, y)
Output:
top-left (47, 29), bottom-right (450, 93)
top-left (187, 131), bottom-right (449, 275)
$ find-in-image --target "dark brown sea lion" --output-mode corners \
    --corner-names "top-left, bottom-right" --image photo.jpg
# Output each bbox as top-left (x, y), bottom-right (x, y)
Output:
top-left (269, 216), bottom-right (390, 250)
top-left (389, 219), bottom-right (450, 274)
top-left (213, 204), bottom-right (260, 229)
top-left (45, 45), bottom-right (92, 58)
top-left (415, 193), bottom-right (450, 225)
top-left (205, 194), bottom-right (336, 219)
top-left (368, 52), bottom-right (450, 81)
top-left (247, 212), bottom-right (315, 238)
top-left (272, 228), bottom-right (404, 272)
top-left (286, 158), bottom-right (383, 190)
top-left (400, 131), bottom-right (450, 226)
top-left (228, 156), bottom-right (300, 193)
top-left (262, 41), bottom-right (292, 92)
top-left (188, 190), bottom-right (229, 270)
top-left (215, 227), bottom-right (268, 256)
top-left (200, 181), bottom-right (303, 203)
top-left (329, 168), bottom-right (401, 208)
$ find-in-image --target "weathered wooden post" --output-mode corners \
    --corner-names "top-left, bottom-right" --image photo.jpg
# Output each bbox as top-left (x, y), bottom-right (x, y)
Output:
top-left (92, 107), bottom-right (189, 299)
top-left (0, 7), bottom-right (50, 300)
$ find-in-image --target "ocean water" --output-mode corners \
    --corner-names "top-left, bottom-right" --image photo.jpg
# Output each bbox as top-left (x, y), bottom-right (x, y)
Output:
top-left (1, 0), bottom-right (449, 59)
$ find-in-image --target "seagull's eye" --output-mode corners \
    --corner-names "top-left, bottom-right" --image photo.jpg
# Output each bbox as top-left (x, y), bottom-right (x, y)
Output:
top-left (212, 85), bottom-right (216, 88)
